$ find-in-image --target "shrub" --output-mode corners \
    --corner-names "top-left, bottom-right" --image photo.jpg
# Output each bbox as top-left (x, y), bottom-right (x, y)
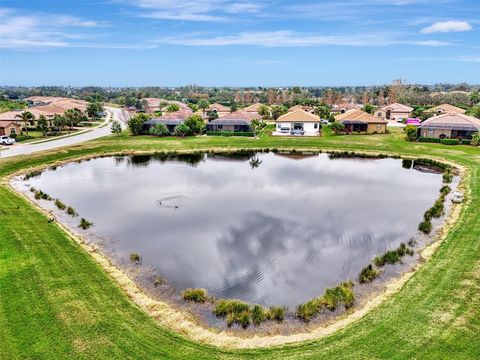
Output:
top-left (173, 123), bottom-right (190, 137)
top-left (405, 125), bottom-right (418, 141)
top-left (79, 218), bottom-right (93, 230)
top-left (328, 121), bottom-right (346, 134)
top-left (149, 122), bottom-right (170, 136)
top-left (29, 187), bottom-right (35, 192)
top-left (34, 190), bottom-right (51, 201)
top-left (440, 185), bottom-right (451, 196)
top-left (153, 276), bottom-right (165, 287)
top-left (130, 252), bottom-right (141, 263)
top-left (213, 299), bottom-right (250, 317)
top-left (54, 199), bottom-right (66, 210)
top-left (128, 113), bottom-right (151, 135)
top-left (251, 305), bottom-right (267, 325)
top-left (181, 288), bottom-right (207, 303)
top-left (24, 170), bottom-right (42, 180)
top-left (418, 137), bottom-right (441, 143)
top-left (419, 220), bottom-right (432, 234)
top-left (296, 298), bottom-right (322, 321)
top-left (471, 131), bottom-right (480, 146)
top-left (66, 206), bottom-right (77, 217)
top-left (321, 281), bottom-right (355, 311)
top-left (206, 131), bottom-right (254, 137)
top-left (402, 159), bottom-right (413, 169)
top-left (226, 313), bottom-right (235, 327)
top-left (237, 311), bottom-right (251, 329)
top-left (440, 138), bottom-right (460, 145)
top-left (443, 168), bottom-right (453, 184)
top-left (268, 306), bottom-right (285, 322)
top-left (359, 264), bottom-right (379, 283)
top-left (374, 250), bottom-right (401, 267)
top-left (184, 115), bottom-right (205, 135)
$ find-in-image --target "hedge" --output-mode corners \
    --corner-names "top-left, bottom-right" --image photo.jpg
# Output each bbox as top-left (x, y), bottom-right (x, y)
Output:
top-left (419, 137), bottom-right (471, 145)
top-left (206, 131), bottom-right (254, 137)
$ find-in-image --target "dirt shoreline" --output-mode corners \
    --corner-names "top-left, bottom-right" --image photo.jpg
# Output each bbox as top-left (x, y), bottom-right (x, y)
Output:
top-left (3, 150), bottom-right (469, 349)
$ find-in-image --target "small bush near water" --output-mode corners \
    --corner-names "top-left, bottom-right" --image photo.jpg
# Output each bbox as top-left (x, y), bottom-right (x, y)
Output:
top-left (296, 281), bottom-right (355, 322)
top-left (24, 170), bottom-right (42, 180)
top-left (213, 300), bottom-right (285, 328)
top-left (34, 190), bottom-right (51, 201)
top-left (54, 199), bottom-right (66, 210)
top-left (359, 264), bottom-right (379, 284)
top-left (130, 252), bottom-right (141, 263)
top-left (79, 218), bottom-right (93, 230)
top-left (66, 206), bottom-right (77, 217)
top-left (182, 288), bottom-right (207, 303)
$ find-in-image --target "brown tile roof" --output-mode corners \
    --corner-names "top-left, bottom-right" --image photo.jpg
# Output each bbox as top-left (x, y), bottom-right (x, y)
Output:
top-left (425, 104), bottom-right (466, 114)
top-left (336, 109), bottom-right (387, 124)
top-left (0, 120), bottom-right (20, 128)
top-left (218, 111), bottom-right (260, 123)
top-left (419, 113), bottom-right (480, 130)
top-left (155, 109), bottom-right (193, 121)
top-left (331, 103), bottom-right (360, 112)
top-left (208, 103), bottom-right (230, 112)
top-left (381, 103), bottom-right (413, 112)
top-left (244, 103), bottom-right (266, 112)
top-left (276, 109), bottom-right (320, 123)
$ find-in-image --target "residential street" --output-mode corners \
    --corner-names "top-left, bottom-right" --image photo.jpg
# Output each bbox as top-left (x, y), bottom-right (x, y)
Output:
top-left (0, 107), bottom-right (129, 159)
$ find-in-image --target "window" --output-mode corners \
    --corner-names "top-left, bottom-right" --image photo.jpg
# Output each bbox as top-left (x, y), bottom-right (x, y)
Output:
top-left (217, 125), bottom-right (223, 130)
top-left (377, 124), bottom-right (382, 130)
top-left (314, 123), bottom-right (318, 129)
top-left (277, 124), bottom-right (281, 129)
top-left (10, 128), bottom-right (16, 135)
top-left (377, 112), bottom-right (382, 117)
top-left (428, 129), bottom-right (434, 136)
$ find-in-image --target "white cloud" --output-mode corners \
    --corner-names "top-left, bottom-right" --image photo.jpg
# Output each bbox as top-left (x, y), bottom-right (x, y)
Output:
top-left (421, 21), bottom-right (472, 34)
top-left (458, 55), bottom-right (480, 63)
top-left (154, 30), bottom-right (451, 47)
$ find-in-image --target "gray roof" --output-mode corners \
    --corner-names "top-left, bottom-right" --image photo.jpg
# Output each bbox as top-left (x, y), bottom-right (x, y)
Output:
top-left (208, 119), bottom-right (250, 126)
top-left (145, 119), bottom-right (183, 126)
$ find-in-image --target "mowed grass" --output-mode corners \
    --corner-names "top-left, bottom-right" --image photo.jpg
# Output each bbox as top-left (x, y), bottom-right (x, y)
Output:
top-left (1, 129), bottom-right (479, 359)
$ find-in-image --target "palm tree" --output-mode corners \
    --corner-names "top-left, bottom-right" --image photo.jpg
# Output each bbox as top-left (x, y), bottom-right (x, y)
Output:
top-left (15, 111), bottom-right (35, 136)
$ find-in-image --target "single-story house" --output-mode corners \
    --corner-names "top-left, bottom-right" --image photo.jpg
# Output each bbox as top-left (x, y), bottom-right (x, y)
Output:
top-left (425, 103), bottom-right (466, 115)
top-left (418, 113), bottom-right (480, 140)
top-left (143, 109), bottom-right (192, 133)
top-left (206, 111), bottom-right (258, 132)
top-left (375, 103), bottom-right (413, 121)
top-left (331, 103), bottom-right (360, 114)
top-left (336, 109), bottom-right (388, 134)
top-left (0, 121), bottom-right (21, 136)
top-left (206, 103), bottom-right (230, 117)
top-left (274, 109), bottom-right (321, 136)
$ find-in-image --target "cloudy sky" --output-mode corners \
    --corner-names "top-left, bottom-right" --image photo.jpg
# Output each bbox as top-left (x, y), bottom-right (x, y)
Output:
top-left (0, 0), bottom-right (478, 86)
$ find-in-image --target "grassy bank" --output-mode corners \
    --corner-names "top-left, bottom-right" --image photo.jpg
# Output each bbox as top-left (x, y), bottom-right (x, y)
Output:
top-left (1, 129), bottom-right (479, 359)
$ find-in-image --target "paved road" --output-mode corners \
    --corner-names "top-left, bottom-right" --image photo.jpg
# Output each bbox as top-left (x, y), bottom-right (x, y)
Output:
top-left (0, 107), bottom-right (129, 159)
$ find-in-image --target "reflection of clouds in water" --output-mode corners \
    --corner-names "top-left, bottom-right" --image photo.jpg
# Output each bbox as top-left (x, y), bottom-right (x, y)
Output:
top-left (25, 153), bottom-right (443, 307)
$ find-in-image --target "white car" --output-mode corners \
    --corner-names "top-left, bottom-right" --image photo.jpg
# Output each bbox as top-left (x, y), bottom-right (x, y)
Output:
top-left (0, 135), bottom-right (16, 145)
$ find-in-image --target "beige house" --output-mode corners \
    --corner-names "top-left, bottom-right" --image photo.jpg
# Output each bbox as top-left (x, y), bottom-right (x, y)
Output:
top-left (0, 121), bottom-right (21, 136)
top-left (336, 109), bottom-right (388, 134)
top-left (207, 103), bottom-right (230, 117)
top-left (331, 103), bottom-right (360, 114)
top-left (206, 111), bottom-right (258, 133)
top-left (288, 104), bottom-right (315, 113)
top-left (375, 103), bottom-right (413, 121)
top-left (419, 113), bottom-right (480, 140)
top-left (425, 104), bottom-right (466, 115)
top-left (274, 110), bottom-right (321, 136)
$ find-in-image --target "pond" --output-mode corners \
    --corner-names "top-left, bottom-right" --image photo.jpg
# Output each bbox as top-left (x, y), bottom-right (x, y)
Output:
top-left (22, 152), bottom-right (444, 308)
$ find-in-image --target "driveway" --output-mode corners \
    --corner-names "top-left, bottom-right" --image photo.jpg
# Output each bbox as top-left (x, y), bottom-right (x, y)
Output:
top-left (0, 107), bottom-right (129, 159)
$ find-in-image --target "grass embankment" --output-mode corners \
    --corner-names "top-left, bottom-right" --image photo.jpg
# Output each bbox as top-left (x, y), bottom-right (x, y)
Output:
top-left (0, 129), bottom-right (479, 359)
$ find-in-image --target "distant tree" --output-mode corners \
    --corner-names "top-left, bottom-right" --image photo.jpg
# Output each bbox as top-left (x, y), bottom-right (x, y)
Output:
top-left (271, 105), bottom-right (288, 120)
top-left (405, 125), bottom-right (418, 142)
top-left (165, 103), bottom-right (180, 112)
top-left (187, 103), bottom-right (199, 112)
top-left (470, 91), bottom-right (480, 106)
top-left (184, 115), bottom-right (205, 135)
top-left (362, 103), bottom-right (376, 114)
top-left (111, 120), bottom-right (122, 135)
top-left (230, 102), bottom-right (238, 112)
top-left (153, 110), bottom-right (162, 117)
top-left (197, 99), bottom-right (210, 112)
top-left (15, 111), bottom-right (35, 136)
top-left (173, 123), bottom-right (190, 137)
top-left (207, 110), bottom-right (218, 121)
top-left (64, 108), bottom-right (85, 130)
top-left (36, 115), bottom-right (49, 136)
top-left (52, 114), bottom-right (65, 132)
top-left (258, 104), bottom-right (271, 119)
top-left (469, 105), bottom-right (480, 119)
top-left (148, 122), bottom-right (169, 136)
top-left (128, 113), bottom-right (150, 135)
top-left (328, 122), bottom-right (345, 134)
top-left (314, 105), bottom-right (331, 119)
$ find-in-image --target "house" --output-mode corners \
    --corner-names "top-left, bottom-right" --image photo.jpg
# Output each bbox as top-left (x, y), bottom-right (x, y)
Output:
top-left (336, 109), bottom-right (388, 134)
top-left (274, 110), bottom-right (321, 136)
top-left (288, 104), bottom-right (315, 114)
top-left (376, 103), bottom-right (413, 121)
top-left (331, 103), bottom-right (360, 114)
top-left (0, 121), bottom-right (21, 136)
top-left (425, 104), bottom-right (466, 115)
top-left (206, 103), bottom-right (230, 117)
top-left (418, 113), bottom-right (480, 140)
top-left (143, 109), bottom-right (192, 133)
top-left (244, 103), bottom-right (264, 113)
top-left (206, 111), bottom-right (258, 133)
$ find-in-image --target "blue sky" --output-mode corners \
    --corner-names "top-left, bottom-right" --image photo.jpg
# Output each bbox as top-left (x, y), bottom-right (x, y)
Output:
top-left (0, 0), bottom-right (479, 86)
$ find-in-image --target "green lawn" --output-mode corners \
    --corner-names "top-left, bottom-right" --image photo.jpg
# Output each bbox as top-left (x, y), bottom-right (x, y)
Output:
top-left (1, 129), bottom-right (479, 359)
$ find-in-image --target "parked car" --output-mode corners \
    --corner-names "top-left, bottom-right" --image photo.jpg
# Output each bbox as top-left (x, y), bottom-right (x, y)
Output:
top-left (0, 135), bottom-right (16, 145)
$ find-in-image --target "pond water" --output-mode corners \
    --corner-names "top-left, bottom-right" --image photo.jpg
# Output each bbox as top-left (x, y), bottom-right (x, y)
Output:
top-left (24, 153), bottom-right (443, 308)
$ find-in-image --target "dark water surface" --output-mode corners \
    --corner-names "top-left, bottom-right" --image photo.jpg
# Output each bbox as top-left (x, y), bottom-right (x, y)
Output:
top-left (25, 153), bottom-right (443, 307)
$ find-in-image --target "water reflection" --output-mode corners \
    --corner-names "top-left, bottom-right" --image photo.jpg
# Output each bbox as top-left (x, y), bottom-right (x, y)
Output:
top-left (25, 152), bottom-right (443, 307)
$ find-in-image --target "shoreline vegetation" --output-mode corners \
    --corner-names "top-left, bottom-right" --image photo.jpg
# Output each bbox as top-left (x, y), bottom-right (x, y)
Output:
top-left (14, 149), bottom-right (459, 331)
top-left (0, 130), bottom-right (477, 358)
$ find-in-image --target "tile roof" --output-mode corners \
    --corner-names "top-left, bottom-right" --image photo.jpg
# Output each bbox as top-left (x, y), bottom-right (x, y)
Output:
top-left (208, 103), bottom-right (230, 112)
top-left (381, 103), bottom-right (413, 112)
top-left (425, 104), bottom-right (466, 114)
top-left (244, 103), bottom-right (266, 112)
top-left (217, 111), bottom-right (260, 123)
top-left (335, 109), bottom-right (387, 124)
top-left (276, 109), bottom-right (320, 123)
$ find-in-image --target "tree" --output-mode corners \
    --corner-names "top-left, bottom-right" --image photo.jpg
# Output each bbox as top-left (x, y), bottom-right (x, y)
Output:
top-left (258, 104), bottom-right (271, 119)
top-left (184, 115), bottom-right (205, 135)
top-left (197, 99), bottom-right (210, 112)
top-left (469, 91), bottom-right (480, 106)
top-left (15, 111), bottom-right (35, 136)
top-left (173, 123), bottom-right (190, 137)
top-left (111, 120), bottom-right (122, 135)
top-left (148, 122), bottom-right (169, 136)
top-left (405, 125), bottom-right (418, 142)
top-left (362, 103), bottom-right (376, 114)
top-left (250, 119), bottom-right (267, 136)
top-left (36, 115), bottom-right (49, 136)
top-left (86, 102), bottom-right (103, 119)
top-left (128, 113), bottom-right (151, 135)
top-left (52, 114), bottom-right (65, 133)
top-left (207, 110), bottom-right (218, 121)
top-left (271, 105), bottom-right (288, 120)
top-left (471, 131), bottom-right (480, 146)
top-left (314, 105), bottom-right (331, 119)
top-left (187, 103), bottom-right (199, 112)
top-left (469, 105), bottom-right (480, 119)
top-left (165, 103), bottom-right (180, 112)
top-left (328, 122), bottom-right (345, 134)
top-left (64, 108), bottom-right (85, 130)
top-left (230, 102), bottom-right (238, 112)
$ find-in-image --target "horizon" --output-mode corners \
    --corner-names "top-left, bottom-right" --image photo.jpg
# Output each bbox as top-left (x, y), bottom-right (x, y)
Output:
top-left (0, 0), bottom-right (479, 86)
